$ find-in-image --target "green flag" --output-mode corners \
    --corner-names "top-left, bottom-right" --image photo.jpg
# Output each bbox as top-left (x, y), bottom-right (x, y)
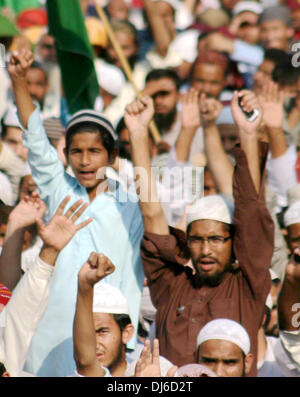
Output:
top-left (46, 0), bottom-right (99, 114)
top-left (0, 0), bottom-right (42, 14)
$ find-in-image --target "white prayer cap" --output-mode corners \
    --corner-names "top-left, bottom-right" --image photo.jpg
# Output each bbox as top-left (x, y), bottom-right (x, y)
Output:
top-left (93, 282), bottom-right (130, 315)
top-left (283, 201), bottom-right (300, 227)
top-left (216, 106), bottom-right (234, 125)
top-left (186, 195), bottom-right (234, 228)
top-left (3, 105), bottom-right (19, 128)
top-left (232, 1), bottom-right (263, 16)
top-left (197, 319), bottom-right (251, 355)
top-left (169, 30), bottom-right (199, 64)
top-left (95, 61), bottom-right (125, 97)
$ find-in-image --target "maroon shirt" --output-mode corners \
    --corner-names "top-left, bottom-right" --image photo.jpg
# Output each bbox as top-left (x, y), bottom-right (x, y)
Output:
top-left (141, 143), bottom-right (274, 377)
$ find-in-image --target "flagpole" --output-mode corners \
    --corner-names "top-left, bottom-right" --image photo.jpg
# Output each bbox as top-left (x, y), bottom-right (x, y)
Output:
top-left (93, 1), bottom-right (161, 143)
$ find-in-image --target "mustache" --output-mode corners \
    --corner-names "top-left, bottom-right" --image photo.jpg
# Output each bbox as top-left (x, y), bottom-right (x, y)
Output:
top-left (195, 256), bottom-right (219, 265)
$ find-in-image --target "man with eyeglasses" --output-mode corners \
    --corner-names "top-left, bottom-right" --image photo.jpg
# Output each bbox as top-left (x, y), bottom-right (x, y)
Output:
top-left (124, 89), bottom-right (274, 377)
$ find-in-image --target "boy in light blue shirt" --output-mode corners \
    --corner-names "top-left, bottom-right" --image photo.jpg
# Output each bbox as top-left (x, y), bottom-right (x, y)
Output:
top-left (8, 49), bottom-right (144, 376)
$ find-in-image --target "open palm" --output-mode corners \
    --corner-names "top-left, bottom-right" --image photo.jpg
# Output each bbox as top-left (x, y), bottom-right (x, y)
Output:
top-left (37, 196), bottom-right (93, 252)
top-left (9, 193), bottom-right (46, 228)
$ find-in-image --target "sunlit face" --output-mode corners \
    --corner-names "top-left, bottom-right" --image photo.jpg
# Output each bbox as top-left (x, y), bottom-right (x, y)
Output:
top-left (3, 126), bottom-right (28, 162)
top-left (187, 219), bottom-right (232, 284)
top-left (218, 124), bottom-right (239, 153)
top-left (26, 68), bottom-right (49, 106)
top-left (106, 31), bottom-right (137, 68)
top-left (253, 59), bottom-right (275, 93)
top-left (93, 313), bottom-right (124, 371)
top-left (66, 132), bottom-right (113, 200)
top-left (198, 339), bottom-right (251, 377)
top-left (260, 20), bottom-right (293, 50)
top-left (192, 63), bottom-right (226, 98)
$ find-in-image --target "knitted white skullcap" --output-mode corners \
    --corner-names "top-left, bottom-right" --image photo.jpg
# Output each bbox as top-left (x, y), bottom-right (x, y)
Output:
top-left (93, 282), bottom-right (130, 315)
top-left (186, 195), bottom-right (234, 227)
top-left (197, 319), bottom-right (251, 355)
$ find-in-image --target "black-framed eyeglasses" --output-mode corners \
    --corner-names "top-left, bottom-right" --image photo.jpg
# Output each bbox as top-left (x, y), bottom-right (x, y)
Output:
top-left (187, 235), bottom-right (231, 248)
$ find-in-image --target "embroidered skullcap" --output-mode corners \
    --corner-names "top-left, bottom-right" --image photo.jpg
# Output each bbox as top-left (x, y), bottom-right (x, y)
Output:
top-left (197, 319), bottom-right (251, 355)
top-left (93, 282), bottom-right (130, 315)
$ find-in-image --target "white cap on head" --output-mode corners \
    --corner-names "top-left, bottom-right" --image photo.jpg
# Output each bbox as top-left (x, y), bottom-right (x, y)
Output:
top-left (3, 105), bottom-right (19, 128)
top-left (93, 282), bottom-right (130, 315)
top-left (95, 61), bottom-right (125, 97)
top-left (186, 195), bottom-right (234, 228)
top-left (232, 1), bottom-right (263, 16)
top-left (283, 201), bottom-right (300, 228)
top-left (197, 318), bottom-right (251, 355)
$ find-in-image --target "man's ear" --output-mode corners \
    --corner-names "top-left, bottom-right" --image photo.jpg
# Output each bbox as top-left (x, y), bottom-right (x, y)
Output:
top-left (244, 353), bottom-right (254, 375)
top-left (122, 324), bottom-right (135, 345)
top-left (1, 371), bottom-right (10, 377)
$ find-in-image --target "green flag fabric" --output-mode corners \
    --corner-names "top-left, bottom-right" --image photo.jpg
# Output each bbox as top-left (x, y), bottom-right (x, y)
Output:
top-left (0, 0), bottom-right (42, 14)
top-left (46, 0), bottom-right (99, 114)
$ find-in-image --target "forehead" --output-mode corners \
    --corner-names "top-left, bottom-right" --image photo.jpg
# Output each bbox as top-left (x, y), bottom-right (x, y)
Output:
top-left (26, 68), bottom-right (47, 82)
top-left (193, 63), bottom-right (225, 80)
top-left (260, 20), bottom-right (287, 30)
top-left (69, 131), bottom-right (104, 148)
top-left (147, 77), bottom-right (177, 91)
top-left (199, 339), bottom-right (243, 359)
top-left (288, 223), bottom-right (300, 237)
top-left (93, 312), bottom-right (117, 327)
top-left (4, 126), bottom-right (22, 140)
top-left (189, 219), bottom-right (228, 235)
top-left (113, 30), bottom-right (135, 46)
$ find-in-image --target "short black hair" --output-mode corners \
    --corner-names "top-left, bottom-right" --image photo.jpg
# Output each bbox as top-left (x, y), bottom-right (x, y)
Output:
top-left (264, 48), bottom-right (290, 66)
top-left (272, 57), bottom-right (300, 86)
top-left (113, 313), bottom-right (132, 332)
top-left (145, 68), bottom-right (181, 91)
top-left (65, 121), bottom-right (118, 159)
top-left (0, 362), bottom-right (7, 376)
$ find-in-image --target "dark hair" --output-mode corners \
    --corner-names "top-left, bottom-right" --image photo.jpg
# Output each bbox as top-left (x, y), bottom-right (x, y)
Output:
top-left (113, 313), bottom-right (132, 332)
top-left (0, 362), bottom-right (7, 376)
top-left (272, 58), bottom-right (300, 86)
top-left (264, 48), bottom-right (290, 66)
top-left (65, 121), bottom-right (117, 159)
top-left (145, 68), bottom-right (181, 91)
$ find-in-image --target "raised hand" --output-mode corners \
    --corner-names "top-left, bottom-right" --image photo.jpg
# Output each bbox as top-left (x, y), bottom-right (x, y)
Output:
top-left (259, 81), bottom-right (284, 130)
top-left (181, 88), bottom-right (201, 130)
top-left (231, 90), bottom-right (262, 136)
top-left (36, 196), bottom-right (93, 252)
top-left (8, 192), bottom-right (47, 230)
top-left (124, 96), bottom-right (155, 138)
top-left (8, 49), bottom-right (34, 80)
top-left (134, 339), bottom-right (178, 377)
top-left (78, 252), bottom-right (115, 290)
top-left (199, 93), bottom-right (223, 127)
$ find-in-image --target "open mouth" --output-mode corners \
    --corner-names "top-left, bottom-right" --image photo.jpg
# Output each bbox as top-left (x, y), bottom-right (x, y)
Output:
top-left (78, 170), bottom-right (96, 179)
top-left (198, 259), bottom-right (216, 272)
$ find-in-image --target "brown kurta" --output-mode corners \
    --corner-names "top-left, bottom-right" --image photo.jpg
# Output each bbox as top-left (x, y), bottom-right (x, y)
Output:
top-left (141, 143), bottom-right (274, 377)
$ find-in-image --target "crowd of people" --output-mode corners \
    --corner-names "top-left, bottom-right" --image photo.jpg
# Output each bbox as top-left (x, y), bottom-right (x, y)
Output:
top-left (0, 0), bottom-right (300, 378)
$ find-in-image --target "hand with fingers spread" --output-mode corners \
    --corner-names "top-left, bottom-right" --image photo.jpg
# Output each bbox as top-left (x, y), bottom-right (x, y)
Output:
top-left (78, 252), bottom-right (115, 291)
top-left (134, 339), bottom-right (178, 377)
top-left (8, 192), bottom-right (47, 230)
top-left (37, 196), bottom-right (93, 252)
top-left (231, 90), bottom-right (262, 136)
top-left (124, 96), bottom-right (155, 139)
top-left (181, 88), bottom-right (201, 130)
top-left (259, 81), bottom-right (285, 130)
top-left (199, 93), bottom-right (223, 128)
top-left (8, 49), bottom-right (34, 80)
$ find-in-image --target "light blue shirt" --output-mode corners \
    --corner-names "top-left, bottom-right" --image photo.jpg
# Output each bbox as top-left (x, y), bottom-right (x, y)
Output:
top-left (20, 107), bottom-right (144, 376)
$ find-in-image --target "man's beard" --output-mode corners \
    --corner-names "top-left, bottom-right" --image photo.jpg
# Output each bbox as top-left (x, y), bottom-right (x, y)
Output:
top-left (154, 108), bottom-right (177, 131)
top-left (107, 342), bottom-right (124, 373)
top-left (192, 261), bottom-right (234, 288)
